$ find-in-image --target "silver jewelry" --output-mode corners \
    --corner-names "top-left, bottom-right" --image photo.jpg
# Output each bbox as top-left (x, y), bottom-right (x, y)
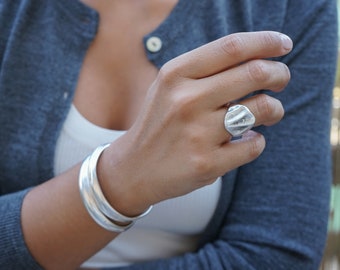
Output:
top-left (79, 144), bottom-right (153, 232)
top-left (88, 144), bottom-right (153, 224)
top-left (79, 156), bottom-right (133, 232)
top-left (224, 104), bottom-right (256, 137)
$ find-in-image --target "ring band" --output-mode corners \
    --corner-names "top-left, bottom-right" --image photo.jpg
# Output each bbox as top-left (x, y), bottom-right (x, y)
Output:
top-left (224, 104), bottom-right (256, 137)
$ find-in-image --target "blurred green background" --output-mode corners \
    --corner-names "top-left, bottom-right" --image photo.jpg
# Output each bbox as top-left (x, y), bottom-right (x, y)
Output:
top-left (320, 1), bottom-right (340, 268)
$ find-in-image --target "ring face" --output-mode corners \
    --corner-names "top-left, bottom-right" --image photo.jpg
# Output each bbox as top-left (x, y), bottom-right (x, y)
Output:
top-left (224, 104), bottom-right (256, 137)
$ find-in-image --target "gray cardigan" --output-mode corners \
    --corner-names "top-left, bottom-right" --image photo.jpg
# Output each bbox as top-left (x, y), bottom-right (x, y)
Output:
top-left (0, 0), bottom-right (338, 269)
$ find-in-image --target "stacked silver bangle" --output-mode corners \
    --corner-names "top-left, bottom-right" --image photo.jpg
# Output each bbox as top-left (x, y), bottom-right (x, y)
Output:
top-left (79, 144), bottom-right (153, 232)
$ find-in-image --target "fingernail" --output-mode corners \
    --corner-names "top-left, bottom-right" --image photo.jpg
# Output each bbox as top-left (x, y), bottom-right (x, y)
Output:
top-left (280, 34), bottom-right (293, 51)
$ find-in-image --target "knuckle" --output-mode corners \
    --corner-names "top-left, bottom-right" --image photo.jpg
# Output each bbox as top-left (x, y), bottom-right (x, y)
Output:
top-left (271, 62), bottom-right (291, 91)
top-left (247, 60), bottom-right (270, 84)
top-left (168, 91), bottom-right (200, 122)
top-left (255, 94), bottom-right (272, 119)
top-left (261, 32), bottom-right (281, 48)
top-left (246, 135), bottom-right (265, 160)
top-left (158, 61), bottom-right (182, 87)
top-left (191, 154), bottom-right (214, 177)
top-left (220, 34), bottom-right (245, 58)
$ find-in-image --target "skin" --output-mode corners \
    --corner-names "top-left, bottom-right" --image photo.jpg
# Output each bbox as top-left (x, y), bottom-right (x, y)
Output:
top-left (21, 1), bottom-right (292, 269)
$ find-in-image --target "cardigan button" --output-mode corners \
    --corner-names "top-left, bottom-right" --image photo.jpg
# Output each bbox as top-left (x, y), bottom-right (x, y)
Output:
top-left (146, 36), bottom-right (162, 53)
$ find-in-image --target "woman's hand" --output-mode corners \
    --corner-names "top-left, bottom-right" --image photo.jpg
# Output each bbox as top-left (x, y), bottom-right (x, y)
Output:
top-left (98, 31), bottom-right (292, 216)
top-left (20, 31), bottom-right (292, 269)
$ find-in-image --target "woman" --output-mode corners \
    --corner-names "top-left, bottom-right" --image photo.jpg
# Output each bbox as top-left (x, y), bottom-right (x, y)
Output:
top-left (0, 0), bottom-right (337, 269)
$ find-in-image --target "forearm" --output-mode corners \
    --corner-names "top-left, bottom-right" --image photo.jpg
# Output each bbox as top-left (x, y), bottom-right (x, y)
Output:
top-left (112, 1), bottom-right (338, 269)
top-left (22, 164), bottom-right (119, 269)
top-left (2, 31), bottom-right (292, 269)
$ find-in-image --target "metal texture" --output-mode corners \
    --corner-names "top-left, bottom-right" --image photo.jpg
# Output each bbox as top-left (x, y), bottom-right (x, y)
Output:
top-left (224, 104), bottom-right (255, 137)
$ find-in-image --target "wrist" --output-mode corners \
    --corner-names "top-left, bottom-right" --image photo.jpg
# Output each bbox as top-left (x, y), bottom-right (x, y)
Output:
top-left (96, 143), bottom-right (154, 218)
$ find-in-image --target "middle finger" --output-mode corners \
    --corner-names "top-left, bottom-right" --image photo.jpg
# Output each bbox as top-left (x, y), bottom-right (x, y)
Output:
top-left (196, 59), bottom-right (290, 109)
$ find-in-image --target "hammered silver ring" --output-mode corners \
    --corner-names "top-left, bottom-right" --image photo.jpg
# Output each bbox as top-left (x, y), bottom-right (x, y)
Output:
top-left (224, 104), bottom-right (256, 137)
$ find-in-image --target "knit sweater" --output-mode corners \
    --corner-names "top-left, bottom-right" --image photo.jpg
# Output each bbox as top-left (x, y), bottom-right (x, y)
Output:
top-left (0, 0), bottom-right (338, 269)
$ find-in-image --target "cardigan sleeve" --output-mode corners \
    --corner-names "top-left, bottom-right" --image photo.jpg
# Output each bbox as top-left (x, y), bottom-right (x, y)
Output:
top-left (0, 1), bottom-right (42, 269)
top-left (111, 0), bottom-right (338, 269)
top-left (0, 0), bottom-right (336, 269)
top-left (0, 190), bottom-right (43, 269)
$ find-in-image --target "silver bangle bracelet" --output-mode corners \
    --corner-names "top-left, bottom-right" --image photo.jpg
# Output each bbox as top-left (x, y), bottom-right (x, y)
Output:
top-left (79, 157), bottom-right (133, 233)
top-left (88, 144), bottom-right (153, 223)
top-left (79, 144), bottom-right (153, 233)
top-left (79, 156), bottom-right (133, 232)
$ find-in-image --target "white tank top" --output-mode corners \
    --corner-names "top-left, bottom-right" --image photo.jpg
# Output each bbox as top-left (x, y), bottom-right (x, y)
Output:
top-left (54, 105), bottom-right (222, 268)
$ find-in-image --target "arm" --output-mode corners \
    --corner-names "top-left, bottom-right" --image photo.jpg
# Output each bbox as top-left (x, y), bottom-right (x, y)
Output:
top-left (0, 31), bottom-right (291, 270)
top-left (0, 190), bottom-right (43, 269)
top-left (110, 0), bottom-right (338, 269)
top-left (0, 165), bottom-right (123, 270)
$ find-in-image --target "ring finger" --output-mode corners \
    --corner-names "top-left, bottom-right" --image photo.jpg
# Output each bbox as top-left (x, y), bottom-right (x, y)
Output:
top-left (210, 94), bottom-right (284, 144)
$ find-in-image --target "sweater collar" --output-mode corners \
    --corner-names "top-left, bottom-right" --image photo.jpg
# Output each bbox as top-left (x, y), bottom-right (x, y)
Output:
top-left (54, 0), bottom-right (99, 38)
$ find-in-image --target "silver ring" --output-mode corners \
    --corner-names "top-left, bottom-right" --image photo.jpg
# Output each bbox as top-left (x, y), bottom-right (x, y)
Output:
top-left (224, 104), bottom-right (256, 137)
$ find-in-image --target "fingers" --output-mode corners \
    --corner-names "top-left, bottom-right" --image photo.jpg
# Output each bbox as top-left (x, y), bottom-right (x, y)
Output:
top-left (216, 131), bottom-right (266, 173)
top-left (195, 131), bottom-right (266, 180)
top-left (164, 31), bottom-right (293, 79)
top-left (208, 94), bottom-right (284, 145)
top-left (197, 59), bottom-right (290, 108)
top-left (239, 94), bottom-right (284, 127)
top-left (130, 31), bottom-right (291, 195)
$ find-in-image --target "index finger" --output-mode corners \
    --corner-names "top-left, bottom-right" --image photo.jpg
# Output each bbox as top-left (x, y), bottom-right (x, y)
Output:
top-left (165, 31), bottom-right (293, 79)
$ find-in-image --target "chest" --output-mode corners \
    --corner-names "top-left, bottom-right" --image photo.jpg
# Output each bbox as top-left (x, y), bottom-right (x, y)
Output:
top-left (0, 0), bottom-right (244, 190)
top-left (74, 1), bottom-right (178, 130)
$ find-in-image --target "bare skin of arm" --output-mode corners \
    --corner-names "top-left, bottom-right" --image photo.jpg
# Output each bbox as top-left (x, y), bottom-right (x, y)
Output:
top-left (22, 31), bottom-right (292, 269)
